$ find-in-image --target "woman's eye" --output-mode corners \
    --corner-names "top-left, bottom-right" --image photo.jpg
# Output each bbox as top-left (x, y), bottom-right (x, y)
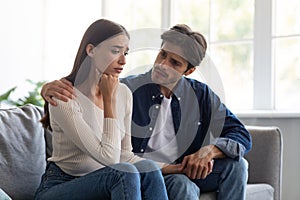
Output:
top-left (111, 49), bottom-right (120, 54)
top-left (111, 49), bottom-right (128, 56)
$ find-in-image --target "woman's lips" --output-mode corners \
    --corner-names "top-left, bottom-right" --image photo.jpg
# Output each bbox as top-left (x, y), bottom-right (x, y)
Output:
top-left (114, 68), bottom-right (123, 73)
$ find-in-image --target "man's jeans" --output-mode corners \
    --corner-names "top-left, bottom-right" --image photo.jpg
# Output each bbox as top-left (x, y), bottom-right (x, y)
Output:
top-left (164, 158), bottom-right (248, 200)
top-left (35, 160), bottom-right (168, 200)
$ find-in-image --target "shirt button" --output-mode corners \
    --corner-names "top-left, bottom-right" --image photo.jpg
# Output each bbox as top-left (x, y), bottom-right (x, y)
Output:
top-left (198, 122), bottom-right (201, 125)
top-left (160, 94), bottom-right (164, 98)
top-left (140, 149), bottom-right (144, 152)
top-left (152, 95), bottom-right (155, 99)
top-left (149, 127), bottom-right (153, 131)
top-left (178, 97), bottom-right (181, 101)
top-left (155, 105), bottom-right (159, 109)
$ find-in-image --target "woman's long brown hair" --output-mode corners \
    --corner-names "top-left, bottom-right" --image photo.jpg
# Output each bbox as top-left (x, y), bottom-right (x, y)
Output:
top-left (40, 19), bottom-right (129, 131)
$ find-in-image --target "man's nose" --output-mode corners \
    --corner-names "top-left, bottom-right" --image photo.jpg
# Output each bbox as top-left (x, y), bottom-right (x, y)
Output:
top-left (158, 59), bottom-right (170, 69)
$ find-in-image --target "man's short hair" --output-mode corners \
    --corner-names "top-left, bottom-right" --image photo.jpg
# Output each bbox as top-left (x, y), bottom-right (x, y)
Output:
top-left (161, 24), bottom-right (207, 70)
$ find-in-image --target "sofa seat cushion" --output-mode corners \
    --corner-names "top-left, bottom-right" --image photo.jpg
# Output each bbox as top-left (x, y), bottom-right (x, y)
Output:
top-left (0, 104), bottom-right (47, 200)
top-left (199, 192), bottom-right (217, 200)
top-left (0, 188), bottom-right (11, 200)
top-left (199, 183), bottom-right (274, 200)
top-left (246, 183), bottom-right (274, 200)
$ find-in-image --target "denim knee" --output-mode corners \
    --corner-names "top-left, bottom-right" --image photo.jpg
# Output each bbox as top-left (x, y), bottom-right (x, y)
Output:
top-left (164, 174), bottom-right (199, 200)
top-left (134, 159), bottom-right (160, 173)
top-left (110, 162), bottom-right (139, 174)
top-left (221, 158), bottom-right (248, 182)
top-left (236, 158), bottom-right (248, 181)
top-left (231, 158), bottom-right (248, 177)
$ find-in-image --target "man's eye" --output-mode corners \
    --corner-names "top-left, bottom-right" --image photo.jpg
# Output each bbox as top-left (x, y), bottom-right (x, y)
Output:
top-left (160, 51), bottom-right (167, 58)
top-left (171, 59), bottom-right (179, 66)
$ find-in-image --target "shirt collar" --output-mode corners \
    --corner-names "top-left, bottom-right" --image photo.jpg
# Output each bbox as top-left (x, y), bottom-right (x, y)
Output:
top-left (144, 69), bottom-right (189, 101)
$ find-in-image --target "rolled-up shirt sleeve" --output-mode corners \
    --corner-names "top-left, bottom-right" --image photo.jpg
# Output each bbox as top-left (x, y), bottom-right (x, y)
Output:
top-left (214, 137), bottom-right (246, 160)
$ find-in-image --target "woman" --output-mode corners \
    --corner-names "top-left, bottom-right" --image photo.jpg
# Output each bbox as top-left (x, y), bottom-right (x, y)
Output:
top-left (35, 19), bottom-right (168, 200)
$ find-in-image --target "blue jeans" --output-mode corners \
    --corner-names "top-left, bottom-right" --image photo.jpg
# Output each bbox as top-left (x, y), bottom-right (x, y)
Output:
top-left (164, 158), bottom-right (248, 200)
top-left (35, 160), bottom-right (168, 200)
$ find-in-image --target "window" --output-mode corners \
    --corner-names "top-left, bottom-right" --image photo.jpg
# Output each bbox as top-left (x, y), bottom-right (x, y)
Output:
top-left (172, 0), bottom-right (300, 112)
top-left (102, 0), bottom-right (163, 77)
top-left (173, 0), bottom-right (254, 111)
top-left (1, 0), bottom-right (299, 113)
top-left (273, 0), bottom-right (300, 110)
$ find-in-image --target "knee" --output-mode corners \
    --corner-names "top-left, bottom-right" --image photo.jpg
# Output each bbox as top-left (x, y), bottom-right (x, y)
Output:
top-left (112, 162), bottom-right (139, 174)
top-left (134, 159), bottom-right (161, 173)
top-left (233, 158), bottom-right (248, 177)
top-left (224, 158), bottom-right (248, 181)
top-left (238, 158), bottom-right (249, 180)
top-left (164, 174), bottom-right (199, 199)
top-left (165, 174), bottom-right (190, 184)
top-left (111, 163), bottom-right (141, 186)
top-left (166, 174), bottom-right (196, 187)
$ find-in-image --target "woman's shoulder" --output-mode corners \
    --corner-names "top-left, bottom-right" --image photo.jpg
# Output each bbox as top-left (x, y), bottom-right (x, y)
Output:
top-left (50, 89), bottom-right (83, 113)
top-left (118, 82), bottom-right (132, 95)
top-left (50, 97), bottom-right (80, 112)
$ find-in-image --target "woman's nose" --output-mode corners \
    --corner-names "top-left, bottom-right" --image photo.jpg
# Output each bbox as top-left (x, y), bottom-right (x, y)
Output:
top-left (118, 54), bottom-right (126, 65)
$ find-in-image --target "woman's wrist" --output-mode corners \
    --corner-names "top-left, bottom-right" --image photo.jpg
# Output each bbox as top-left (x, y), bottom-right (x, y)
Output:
top-left (103, 100), bottom-right (116, 118)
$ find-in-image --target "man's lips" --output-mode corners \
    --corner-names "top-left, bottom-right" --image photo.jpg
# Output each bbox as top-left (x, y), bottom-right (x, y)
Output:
top-left (154, 68), bottom-right (168, 78)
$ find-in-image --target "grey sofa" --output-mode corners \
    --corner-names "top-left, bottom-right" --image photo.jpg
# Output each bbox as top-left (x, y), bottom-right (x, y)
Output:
top-left (200, 126), bottom-right (283, 200)
top-left (0, 104), bottom-right (282, 200)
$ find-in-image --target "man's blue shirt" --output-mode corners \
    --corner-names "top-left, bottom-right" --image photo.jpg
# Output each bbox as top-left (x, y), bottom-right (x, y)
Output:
top-left (121, 70), bottom-right (252, 163)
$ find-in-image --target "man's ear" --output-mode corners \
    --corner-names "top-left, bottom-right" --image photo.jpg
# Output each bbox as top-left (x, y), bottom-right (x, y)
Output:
top-left (184, 67), bottom-right (196, 76)
top-left (86, 44), bottom-right (95, 57)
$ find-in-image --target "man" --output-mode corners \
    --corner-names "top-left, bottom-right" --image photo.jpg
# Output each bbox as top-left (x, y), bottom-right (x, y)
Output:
top-left (41, 24), bottom-right (252, 200)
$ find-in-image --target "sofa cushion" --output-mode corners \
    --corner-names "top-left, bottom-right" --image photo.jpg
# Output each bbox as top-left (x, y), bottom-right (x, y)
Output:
top-left (0, 188), bottom-right (11, 200)
top-left (246, 184), bottom-right (274, 200)
top-left (199, 183), bottom-right (274, 200)
top-left (0, 104), bottom-right (47, 200)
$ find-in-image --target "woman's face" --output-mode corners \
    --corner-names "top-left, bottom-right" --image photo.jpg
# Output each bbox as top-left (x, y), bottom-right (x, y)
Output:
top-left (90, 34), bottom-right (129, 77)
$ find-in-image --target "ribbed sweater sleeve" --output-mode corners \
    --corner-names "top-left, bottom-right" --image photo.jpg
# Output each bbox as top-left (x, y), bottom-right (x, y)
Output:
top-left (120, 87), bottom-right (144, 163)
top-left (50, 95), bottom-right (122, 166)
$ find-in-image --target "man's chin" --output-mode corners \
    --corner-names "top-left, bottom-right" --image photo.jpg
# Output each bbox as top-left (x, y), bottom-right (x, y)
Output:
top-left (151, 75), bottom-right (164, 85)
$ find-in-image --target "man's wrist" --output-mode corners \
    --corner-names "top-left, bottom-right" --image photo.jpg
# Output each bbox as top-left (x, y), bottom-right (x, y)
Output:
top-left (210, 145), bottom-right (225, 159)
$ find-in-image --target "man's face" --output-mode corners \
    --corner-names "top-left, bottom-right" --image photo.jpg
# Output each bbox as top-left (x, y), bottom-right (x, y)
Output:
top-left (151, 42), bottom-right (189, 88)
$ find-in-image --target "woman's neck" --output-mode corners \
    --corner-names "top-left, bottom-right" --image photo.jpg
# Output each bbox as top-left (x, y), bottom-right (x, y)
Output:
top-left (93, 85), bottom-right (104, 109)
top-left (77, 82), bottom-right (104, 109)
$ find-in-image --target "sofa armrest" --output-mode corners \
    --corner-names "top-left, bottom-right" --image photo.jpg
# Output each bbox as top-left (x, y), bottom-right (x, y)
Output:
top-left (244, 126), bottom-right (283, 200)
top-left (0, 104), bottom-right (47, 200)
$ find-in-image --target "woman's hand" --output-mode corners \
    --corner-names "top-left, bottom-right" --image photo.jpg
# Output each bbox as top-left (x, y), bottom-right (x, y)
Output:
top-left (99, 74), bottom-right (119, 118)
top-left (99, 74), bottom-right (119, 101)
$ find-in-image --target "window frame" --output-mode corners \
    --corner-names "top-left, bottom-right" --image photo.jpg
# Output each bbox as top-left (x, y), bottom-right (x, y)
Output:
top-left (100, 0), bottom-right (300, 115)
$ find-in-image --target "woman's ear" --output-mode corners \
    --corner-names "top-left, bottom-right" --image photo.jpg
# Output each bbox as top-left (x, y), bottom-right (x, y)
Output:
top-left (184, 67), bottom-right (196, 76)
top-left (86, 44), bottom-right (95, 57)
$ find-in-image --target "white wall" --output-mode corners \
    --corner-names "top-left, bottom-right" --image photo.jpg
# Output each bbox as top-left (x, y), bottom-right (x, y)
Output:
top-left (0, 0), bottom-right (102, 99)
top-left (0, 0), bottom-right (45, 97)
top-left (239, 116), bottom-right (300, 200)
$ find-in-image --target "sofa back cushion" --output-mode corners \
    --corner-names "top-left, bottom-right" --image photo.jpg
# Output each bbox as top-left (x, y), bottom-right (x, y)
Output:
top-left (0, 104), bottom-right (47, 200)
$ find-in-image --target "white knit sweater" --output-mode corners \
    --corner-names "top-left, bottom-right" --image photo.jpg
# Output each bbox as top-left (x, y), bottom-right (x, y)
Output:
top-left (48, 83), bottom-right (146, 176)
